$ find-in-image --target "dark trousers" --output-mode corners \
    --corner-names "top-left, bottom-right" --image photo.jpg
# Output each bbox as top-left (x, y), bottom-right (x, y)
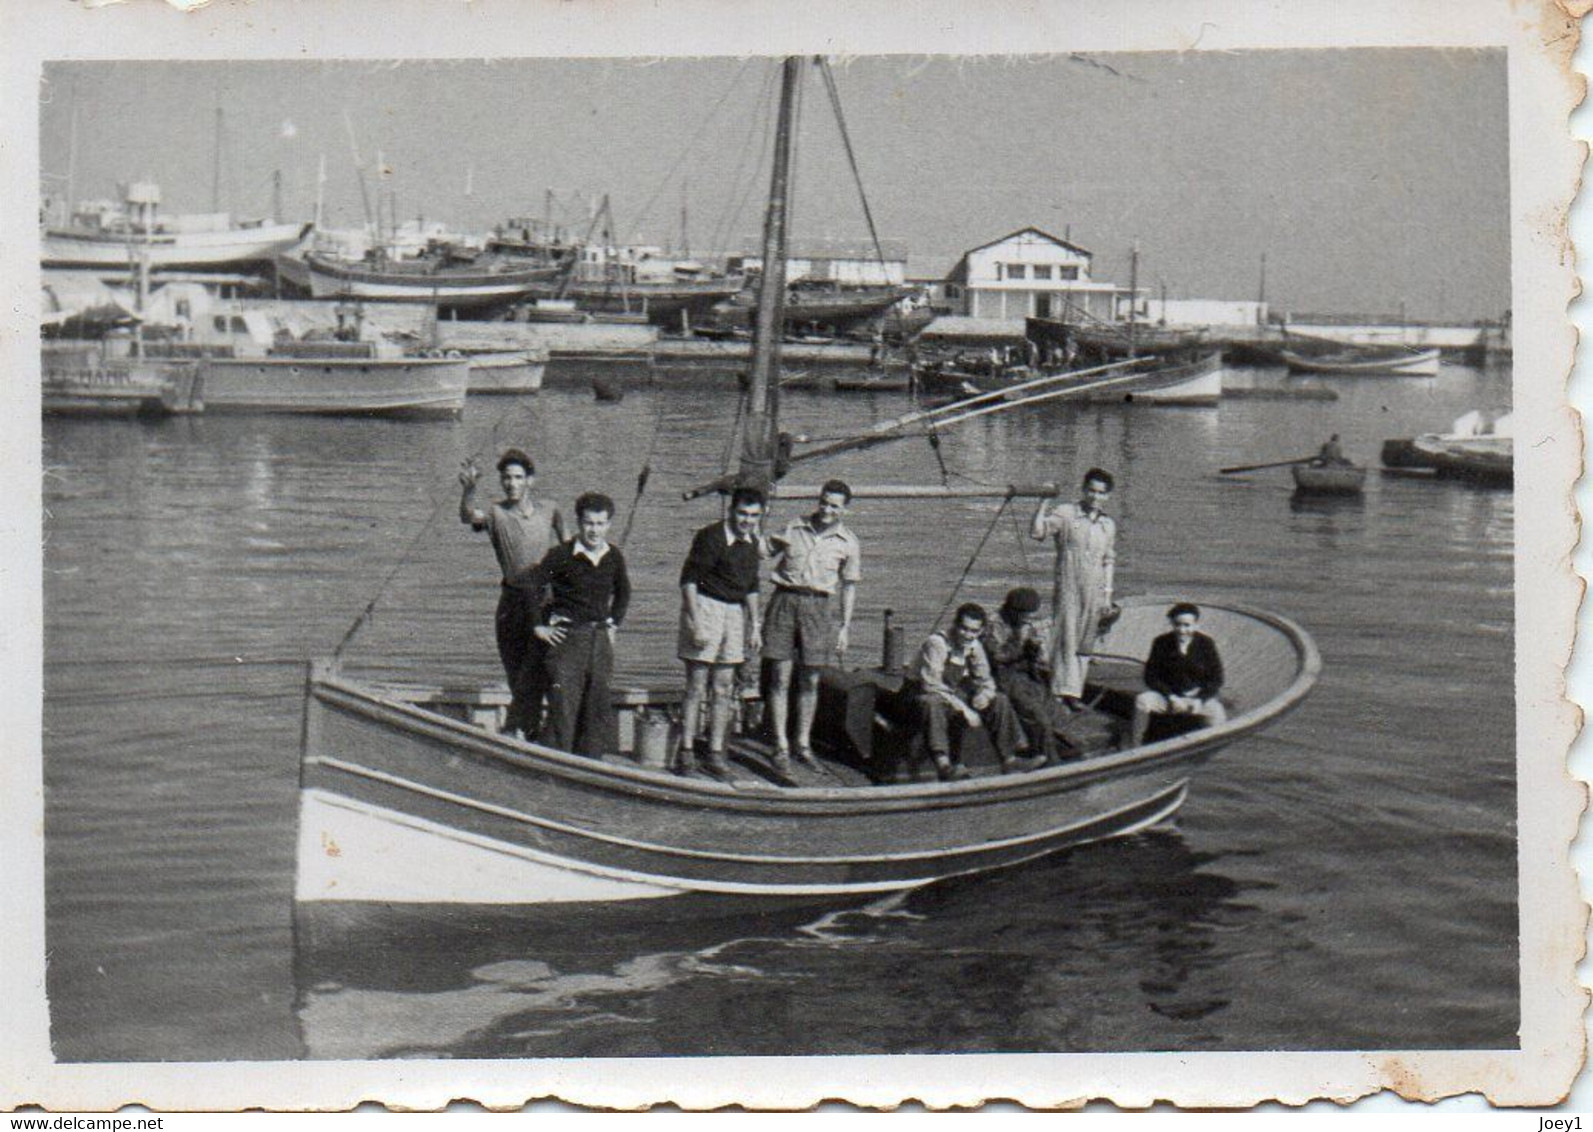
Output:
top-left (495, 585), bottom-right (548, 737)
top-left (915, 689), bottom-right (1025, 764)
top-left (541, 623), bottom-right (617, 757)
top-left (993, 664), bottom-right (1063, 762)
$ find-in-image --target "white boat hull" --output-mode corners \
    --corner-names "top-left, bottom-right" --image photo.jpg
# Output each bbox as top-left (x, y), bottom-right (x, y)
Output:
top-left (1282, 348), bottom-right (1441, 376)
top-left (1081, 351), bottom-right (1225, 405)
top-left (199, 356), bottom-right (469, 418)
top-left (296, 789), bottom-right (683, 904)
top-left (465, 352), bottom-right (546, 394)
top-left (42, 222), bottom-right (311, 269)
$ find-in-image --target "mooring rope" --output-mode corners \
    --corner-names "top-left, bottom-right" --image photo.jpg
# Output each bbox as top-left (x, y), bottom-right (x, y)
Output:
top-left (930, 494), bottom-right (1013, 631)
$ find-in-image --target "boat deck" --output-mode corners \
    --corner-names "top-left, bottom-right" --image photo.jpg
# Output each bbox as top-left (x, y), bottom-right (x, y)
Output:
top-left (394, 659), bottom-right (1151, 792)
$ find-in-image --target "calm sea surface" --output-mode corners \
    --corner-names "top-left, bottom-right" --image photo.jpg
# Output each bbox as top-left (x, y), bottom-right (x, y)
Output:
top-left (42, 359), bottom-right (1517, 1060)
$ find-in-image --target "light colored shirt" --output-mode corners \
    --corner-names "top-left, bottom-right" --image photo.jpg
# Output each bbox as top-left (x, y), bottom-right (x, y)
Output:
top-left (768, 516), bottom-right (861, 595)
top-left (913, 631), bottom-right (996, 708)
top-left (476, 499), bottom-right (565, 587)
top-left (572, 540), bottom-right (612, 566)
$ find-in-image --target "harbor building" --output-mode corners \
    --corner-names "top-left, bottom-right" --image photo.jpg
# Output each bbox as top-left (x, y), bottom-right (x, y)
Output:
top-left (942, 227), bottom-right (1123, 322)
top-left (728, 236), bottom-right (908, 286)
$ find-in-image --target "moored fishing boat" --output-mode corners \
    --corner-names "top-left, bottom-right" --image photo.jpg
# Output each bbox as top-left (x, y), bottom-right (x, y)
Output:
top-left (913, 349), bottom-right (1223, 406)
top-left (300, 250), bottom-right (561, 307)
top-left (1383, 410), bottom-right (1512, 485)
top-left (199, 339), bottom-right (469, 419)
top-left (462, 351), bottom-right (546, 395)
top-left (43, 184), bottom-right (310, 271)
top-left (294, 55), bottom-right (1316, 914)
top-left (709, 282), bottom-right (911, 334)
top-left (1280, 343), bottom-right (1441, 376)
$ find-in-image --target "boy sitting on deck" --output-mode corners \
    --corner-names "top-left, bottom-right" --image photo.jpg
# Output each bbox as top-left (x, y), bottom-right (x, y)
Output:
top-left (904, 603), bottom-right (1038, 782)
top-left (1129, 602), bottom-right (1227, 747)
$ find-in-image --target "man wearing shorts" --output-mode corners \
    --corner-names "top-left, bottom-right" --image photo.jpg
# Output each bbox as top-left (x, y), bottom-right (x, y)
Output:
top-left (676, 487), bottom-right (766, 780)
top-left (762, 479), bottom-right (861, 775)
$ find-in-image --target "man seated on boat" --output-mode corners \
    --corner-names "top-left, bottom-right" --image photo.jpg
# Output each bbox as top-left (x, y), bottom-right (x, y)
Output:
top-left (905, 603), bottom-right (1034, 782)
top-left (532, 492), bottom-right (631, 758)
top-left (761, 479), bottom-right (861, 775)
top-left (981, 587), bottom-right (1068, 765)
top-left (1129, 603), bottom-right (1227, 747)
top-left (458, 448), bottom-right (568, 740)
top-left (676, 486), bottom-right (766, 781)
top-left (1312, 434), bottom-right (1351, 466)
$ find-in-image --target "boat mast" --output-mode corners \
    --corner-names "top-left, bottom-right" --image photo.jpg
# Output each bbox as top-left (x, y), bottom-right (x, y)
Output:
top-left (313, 152), bottom-right (327, 231)
top-left (737, 55), bottom-right (802, 492)
top-left (1127, 241), bottom-right (1139, 359)
top-left (63, 80), bottom-right (78, 227)
top-left (1257, 250), bottom-right (1267, 324)
top-left (211, 105), bottom-right (224, 213)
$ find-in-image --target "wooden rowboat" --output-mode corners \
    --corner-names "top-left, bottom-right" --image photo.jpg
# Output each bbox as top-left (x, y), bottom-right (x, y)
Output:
top-left (1291, 463), bottom-right (1367, 495)
top-left (295, 596), bottom-right (1318, 907)
top-left (1280, 346), bottom-right (1440, 377)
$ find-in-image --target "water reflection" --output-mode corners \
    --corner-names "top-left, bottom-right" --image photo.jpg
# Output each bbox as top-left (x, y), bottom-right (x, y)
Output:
top-left (291, 830), bottom-right (1259, 1058)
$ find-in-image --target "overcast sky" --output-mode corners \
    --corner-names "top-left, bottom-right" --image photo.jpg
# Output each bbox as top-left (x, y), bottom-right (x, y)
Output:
top-left (40, 51), bottom-right (1509, 321)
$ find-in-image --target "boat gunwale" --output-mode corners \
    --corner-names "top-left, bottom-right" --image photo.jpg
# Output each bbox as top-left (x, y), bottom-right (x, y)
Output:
top-left (305, 597), bottom-right (1320, 814)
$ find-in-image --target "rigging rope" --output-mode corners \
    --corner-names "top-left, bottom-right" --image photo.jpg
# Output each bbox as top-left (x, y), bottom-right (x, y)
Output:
top-left (331, 397), bottom-right (537, 661)
top-left (816, 58), bottom-right (892, 288)
top-left (931, 495), bottom-right (1013, 631)
top-left (620, 388), bottom-right (672, 546)
top-left (623, 59), bottom-right (752, 249)
top-left (708, 64), bottom-right (781, 259)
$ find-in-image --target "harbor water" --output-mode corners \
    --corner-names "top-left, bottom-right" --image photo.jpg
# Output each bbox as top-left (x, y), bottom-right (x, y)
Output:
top-left (42, 360), bottom-right (1517, 1060)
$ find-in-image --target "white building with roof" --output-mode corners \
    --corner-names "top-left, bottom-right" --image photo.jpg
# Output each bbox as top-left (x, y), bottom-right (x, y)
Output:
top-left (944, 227), bottom-right (1124, 322)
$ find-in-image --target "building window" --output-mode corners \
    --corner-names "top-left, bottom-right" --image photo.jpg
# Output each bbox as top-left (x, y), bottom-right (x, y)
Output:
top-left (946, 284), bottom-right (961, 299)
top-left (1057, 266), bottom-right (1079, 281)
top-left (993, 263), bottom-right (1003, 281)
top-left (1006, 263), bottom-right (1027, 280)
top-left (1032, 265), bottom-right (1053, 280)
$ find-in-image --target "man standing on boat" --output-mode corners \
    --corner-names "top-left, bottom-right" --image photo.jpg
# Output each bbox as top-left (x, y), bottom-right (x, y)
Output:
top-left (1130, 602), bottom-right (1227, 746)
top-left (907, 603), bottom-right (1031, 781)
top-left (676, 487), bottom-right (766, 780)
top-left (762, 479), bottom-right (861, 775)
top-left (459, 448), bottom-right (567, 740)
top-left (1031, 468), bottom-right (1118, 710)
top-left (533, 492), bottom-right (631, 758)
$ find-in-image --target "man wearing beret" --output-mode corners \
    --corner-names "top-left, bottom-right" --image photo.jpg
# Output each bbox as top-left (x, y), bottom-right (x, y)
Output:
top-left (982, 586), bottom-right (1067, 764)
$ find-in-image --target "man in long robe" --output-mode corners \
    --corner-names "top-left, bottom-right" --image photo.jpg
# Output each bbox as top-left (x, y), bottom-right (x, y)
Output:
top-left (1030, 468), bottom-right (1117, 706)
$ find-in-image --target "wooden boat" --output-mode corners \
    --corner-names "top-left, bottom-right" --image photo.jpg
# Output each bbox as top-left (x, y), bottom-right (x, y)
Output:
top-left (914, 350), bottom-right (1223, 406)
top-left (461, 351), bottom-right (545, 395)
top-left (301, 250), bottom-right (561, 308)
top-left (1026, 315), bottom-right (1207, 361)
top-left (44, 194), bottom-right (311, 271)
top-left (199, 339), bottom-right (468, 418)
top-left (294, 56), bottom-right (1317, 912)
top-left (296, 595), bottom-right (1318, 905)
top-left (1407, 435), bottom-right (1512, 485)
top-left (709, 283), bottom-right (911, 334)
top-left (524, 276), bottom-right (747, 328)
top-left (1382, 411), bottom-right (1513, 486)
top-left (1291, 463), bottom-right (1367, 495)
top-left (41, 341), bottom-right (199, 417)
top-left (1280, 344), bottom-right (1441, 377)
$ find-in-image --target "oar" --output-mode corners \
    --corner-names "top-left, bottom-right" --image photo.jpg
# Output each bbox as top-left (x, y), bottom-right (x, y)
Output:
top-left (1219, 456), bottom-right (1315, 474)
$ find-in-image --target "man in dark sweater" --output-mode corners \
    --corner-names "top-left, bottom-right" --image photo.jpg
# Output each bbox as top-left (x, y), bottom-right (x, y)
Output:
top-left (1130, 602), bottom-right (1227, 746)
top-left (533, 492), bottom-right (631, 757)
top-left (676, 487), bottom-right (766, 780)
